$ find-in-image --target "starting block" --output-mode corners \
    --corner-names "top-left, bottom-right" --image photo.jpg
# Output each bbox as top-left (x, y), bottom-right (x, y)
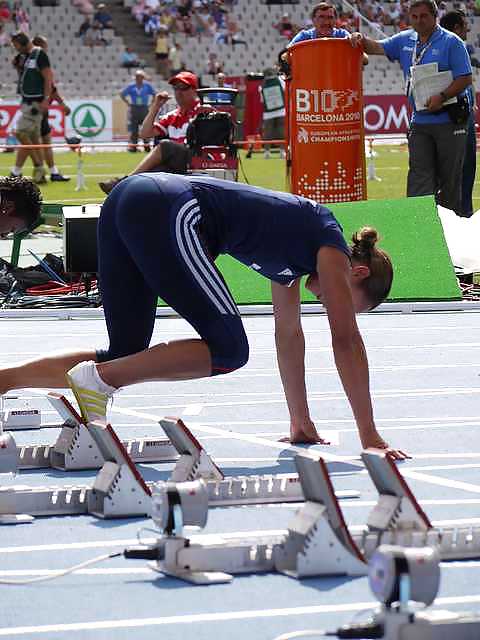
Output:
top-left (145, 452), bottom-right (367, 584)
top-left (0, 416), bottom-right (360, 522)
top-left (160, 417), bottom-right (360, 506)
top-left (12, 393), bottom-right (178, 470)
top-left (140, 450), bottom-right (480, 583)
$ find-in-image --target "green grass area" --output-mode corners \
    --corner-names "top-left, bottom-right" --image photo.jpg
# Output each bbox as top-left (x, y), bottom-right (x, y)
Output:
top-left (1, 145), bottom-right (479, 207)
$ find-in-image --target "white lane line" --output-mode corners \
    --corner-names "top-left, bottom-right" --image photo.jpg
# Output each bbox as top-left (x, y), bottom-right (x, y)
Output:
top-left (400, 470), bottom-right (480, 495)
top-left (4, 342), bottom-right (480, 361)
top-left (3, 326), bottom-right (480, 340)
top-left (232, 363), bottom-right (480, 378)
top-left (2, 596), bottom-right (480, 636)
top-left (1, 513), bottom-right (479, 558)
top-left (2, 560), bottom-right (479, 578)
top-left (113, 406), bottom-right (359, 468)
top-left (0, 530), bottom-right (286, 554)
top-left (182, 404), bottom-right (204, 416)
top-left (105, 387), bottom-right (480, 411)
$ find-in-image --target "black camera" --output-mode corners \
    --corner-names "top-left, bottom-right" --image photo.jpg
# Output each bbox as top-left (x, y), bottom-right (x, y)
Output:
top-left (31, 107), bottom-right (39, 116)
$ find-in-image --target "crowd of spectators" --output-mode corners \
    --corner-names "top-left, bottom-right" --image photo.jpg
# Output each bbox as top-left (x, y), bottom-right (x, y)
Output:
top-left (0, 1), bottom-right (30, 45)
top-left (74, 1), bottom-right (115, 46)
top-left (129, 0), bottom-right (243, 76)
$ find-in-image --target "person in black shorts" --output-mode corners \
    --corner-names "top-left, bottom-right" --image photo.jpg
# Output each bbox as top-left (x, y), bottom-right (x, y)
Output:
top-left (0, 174), bottom-right (409, 459)
top-left (32, 36), bottom-right (71, 182)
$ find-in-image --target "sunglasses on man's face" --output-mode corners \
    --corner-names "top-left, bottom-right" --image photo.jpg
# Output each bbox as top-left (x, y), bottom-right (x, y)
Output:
top-left (172, 84), bottom-right (191, 91)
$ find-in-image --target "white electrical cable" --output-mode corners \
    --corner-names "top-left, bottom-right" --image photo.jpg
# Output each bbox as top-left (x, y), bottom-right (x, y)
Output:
top-left (0, 551), bottom-right (122, 585)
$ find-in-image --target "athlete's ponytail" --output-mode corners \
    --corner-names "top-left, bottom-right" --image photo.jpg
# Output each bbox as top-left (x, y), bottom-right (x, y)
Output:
top-left (350, 227), bottom-right (393, 309)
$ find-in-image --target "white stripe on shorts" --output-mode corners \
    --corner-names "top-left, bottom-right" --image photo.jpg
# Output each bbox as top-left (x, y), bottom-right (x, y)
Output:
top-left (175, 199), bottom-right (238, 316)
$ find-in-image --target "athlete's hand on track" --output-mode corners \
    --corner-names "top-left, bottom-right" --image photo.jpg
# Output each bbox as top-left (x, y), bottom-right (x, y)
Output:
top-left (362, 433), bottom-right (411, 461)
top-left (279, 418), bottom-right (332, 445)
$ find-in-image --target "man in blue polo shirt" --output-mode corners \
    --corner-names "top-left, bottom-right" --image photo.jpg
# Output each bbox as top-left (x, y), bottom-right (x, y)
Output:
top-left (289, 2), bottom-right (369, 64)
top-left (289, 2), bottom-right (350, 44)
top-left (351, 0), bottom-right (472, 215)
top-left (120, 70), bottom-right (155, 152)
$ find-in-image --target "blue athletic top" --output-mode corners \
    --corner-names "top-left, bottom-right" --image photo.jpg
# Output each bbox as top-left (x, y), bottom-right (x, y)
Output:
top-left (149, 173), bottom-right (350, 286)
top-left (381, 26), bottom-right (472, 124)
top-left (289, 27), bottom-right (350, 46)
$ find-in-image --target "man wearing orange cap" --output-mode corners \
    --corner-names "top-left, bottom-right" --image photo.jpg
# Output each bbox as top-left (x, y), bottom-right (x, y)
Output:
top-left (100, 71), bottom-right (203, 194)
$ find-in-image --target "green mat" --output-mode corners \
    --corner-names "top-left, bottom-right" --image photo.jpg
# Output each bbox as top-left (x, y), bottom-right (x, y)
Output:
top-left (163, 195), bottom-right (461, 305)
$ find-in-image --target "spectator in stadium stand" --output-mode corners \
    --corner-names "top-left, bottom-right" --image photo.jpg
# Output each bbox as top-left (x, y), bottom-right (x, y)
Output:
top-left (31, 35), bottom-right (71, 182)
top-left (120, 46), bottom-right (144, 69)
top-left (154, 26), bottom-right (170, 78)
top-left (206, 51), bottom-right (223, 77)
top-left (99, 71), bottom-right (204, 194)
top-left (93, 3), bottom-right (113, 30)
top-left (351, 0), bottom-right (473, 216)
top-left (120, 69), bottom-right (155, 153)
top-left (273, 12), bottom-right (298, 40)
top-left (0, 22), bottom-right (9, 47)
top-left (168, 40), bottom-right (184, 76)
top-left (13, 5), bottom-right (29, 34)
top-left (76, 16), bottom-right (96, 46)
top-left (9, 31), bottom-right (52, 184)
top-left (288, 2), bottom-right (368, 64)
top-left (440, 9), bottom-right (476, 217)
top-left (0, 1), bottom-right (11, 22)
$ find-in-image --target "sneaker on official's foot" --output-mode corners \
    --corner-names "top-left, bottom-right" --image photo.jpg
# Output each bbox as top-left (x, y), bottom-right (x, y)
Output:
top-left (98, 176), bottom-right (126, 195)
top-left (33, 167), bottom-right (47, 184)
top-left (51, 173), bottom-right (71, 182)
top-left (9, 172), bottom-right (22, 178)
top-left (66, 360), bottom-right (116, 424)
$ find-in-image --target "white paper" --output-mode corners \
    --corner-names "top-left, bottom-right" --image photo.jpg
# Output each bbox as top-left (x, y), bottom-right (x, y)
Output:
top-left (411, 67), bottom-right (457, 110)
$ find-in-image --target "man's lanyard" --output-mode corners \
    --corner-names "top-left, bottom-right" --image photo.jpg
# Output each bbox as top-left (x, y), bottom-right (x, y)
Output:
top-left (406, 27), bottom-right (438, 96)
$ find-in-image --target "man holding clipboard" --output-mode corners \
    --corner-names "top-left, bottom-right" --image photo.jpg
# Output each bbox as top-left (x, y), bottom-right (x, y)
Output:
top-left (350, 0), bottom-right (472, 216)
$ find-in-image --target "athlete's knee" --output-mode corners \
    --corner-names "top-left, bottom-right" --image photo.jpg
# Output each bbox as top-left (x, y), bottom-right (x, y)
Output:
top-left (211, 332), bottom-right (249, 376)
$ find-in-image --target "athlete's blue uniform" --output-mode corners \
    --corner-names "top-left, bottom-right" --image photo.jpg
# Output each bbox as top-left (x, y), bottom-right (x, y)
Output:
top-left (97, 173), bottom-right (349, 375)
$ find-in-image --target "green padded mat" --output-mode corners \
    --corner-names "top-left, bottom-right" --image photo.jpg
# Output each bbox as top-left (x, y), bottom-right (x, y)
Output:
top-left (162, 194), bottom-right (461, 305)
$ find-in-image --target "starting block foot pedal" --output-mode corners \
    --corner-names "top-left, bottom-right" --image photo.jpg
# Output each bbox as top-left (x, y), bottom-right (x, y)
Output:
top-left (160, 417), bottom-right (224, 482)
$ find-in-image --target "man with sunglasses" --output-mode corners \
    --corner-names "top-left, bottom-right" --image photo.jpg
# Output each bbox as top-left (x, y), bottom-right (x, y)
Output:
top-left (99, 71), bottom-right (203, 194)
top-left (0, 176), bottom-right (42, 239)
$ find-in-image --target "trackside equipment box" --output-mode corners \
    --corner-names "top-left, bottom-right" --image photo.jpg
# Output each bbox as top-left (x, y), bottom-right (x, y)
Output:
top-left (63, 205), bottom-right (101, 273)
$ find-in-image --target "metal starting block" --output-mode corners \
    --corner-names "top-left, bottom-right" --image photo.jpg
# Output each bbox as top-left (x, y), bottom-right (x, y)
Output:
top-left (0, 415), bottom-right (359, 523)
top-left (140, 450), bottom-right (480, 583)
top-left (146, 452), bottom-right (368, 584)
top-left (348, 451), bottom-right (480, 561)
top-left (13, 393), bottom-right (178, 470)
top-left (160, 417), bottom-right (360, 505)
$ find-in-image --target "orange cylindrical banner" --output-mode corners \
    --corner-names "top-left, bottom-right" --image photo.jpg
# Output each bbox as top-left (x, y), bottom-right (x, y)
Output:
top-left (286, 39), bottom-right (366, 203)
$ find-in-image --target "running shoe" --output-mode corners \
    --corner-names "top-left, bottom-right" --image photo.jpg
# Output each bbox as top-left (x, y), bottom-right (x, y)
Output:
top-left (66, 361), bottom-right (115, 423)
top-left (50, 173), bottom-right (71, 182)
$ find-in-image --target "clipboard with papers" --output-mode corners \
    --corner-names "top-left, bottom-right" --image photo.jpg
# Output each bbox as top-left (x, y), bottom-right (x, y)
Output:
top-left (410, 62), bottom-right (457, 110)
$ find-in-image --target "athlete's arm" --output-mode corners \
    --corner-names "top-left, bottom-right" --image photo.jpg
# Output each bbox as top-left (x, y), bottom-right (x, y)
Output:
top-left (316, 246), bottom-right (409, 459)
top-left (272, 280), bottom-right (325, 444)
